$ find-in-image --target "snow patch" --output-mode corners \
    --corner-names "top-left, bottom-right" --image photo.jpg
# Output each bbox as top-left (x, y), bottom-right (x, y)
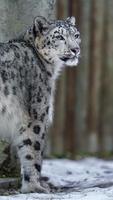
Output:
top-left (1, 157), bottom-right (113, 200)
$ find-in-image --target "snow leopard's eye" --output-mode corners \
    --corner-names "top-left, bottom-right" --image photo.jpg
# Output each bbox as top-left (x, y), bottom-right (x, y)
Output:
top-left (56, 35), bottom-right (65, 41)
top-left (75, 32), bottom-right (80, 39)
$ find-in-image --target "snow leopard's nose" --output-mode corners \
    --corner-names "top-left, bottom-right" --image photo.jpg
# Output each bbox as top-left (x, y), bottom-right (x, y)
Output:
top-left (71, 48), bottom-right (80, 56)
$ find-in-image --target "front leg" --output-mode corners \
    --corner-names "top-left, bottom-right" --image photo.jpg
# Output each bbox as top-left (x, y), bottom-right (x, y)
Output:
top-left (16, 108), bottom-right (49, 193)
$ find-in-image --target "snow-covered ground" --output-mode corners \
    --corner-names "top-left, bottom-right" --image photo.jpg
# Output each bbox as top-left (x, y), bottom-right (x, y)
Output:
top-left (1, 157), bottom-right (113, 200)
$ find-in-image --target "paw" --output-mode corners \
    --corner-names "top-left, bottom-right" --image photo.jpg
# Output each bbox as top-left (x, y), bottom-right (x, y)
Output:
top-left (21, 181), bottom-right (50, 193)
top-left (40, 180), bottom-right (50, 192)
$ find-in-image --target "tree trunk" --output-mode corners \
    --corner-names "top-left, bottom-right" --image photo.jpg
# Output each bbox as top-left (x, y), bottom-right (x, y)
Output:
top-left (74, 0), bottom-right (91, 153)
top-left (87, 0), bottom-right (105, 152)
top-left (98, 0), bottom-right (113, 153)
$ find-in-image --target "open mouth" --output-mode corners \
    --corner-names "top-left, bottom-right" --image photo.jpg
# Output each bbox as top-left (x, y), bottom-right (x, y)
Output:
top-left (60, 56), bottom-right (78, 62)
top-left (60, 57), bottom-right (70, 62)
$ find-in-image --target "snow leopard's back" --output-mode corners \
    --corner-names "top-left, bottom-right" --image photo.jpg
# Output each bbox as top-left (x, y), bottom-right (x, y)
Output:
top-left (0, 40), bottom-right (50, 142)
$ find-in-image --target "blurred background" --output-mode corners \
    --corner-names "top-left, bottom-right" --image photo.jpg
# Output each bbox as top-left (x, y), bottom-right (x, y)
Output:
top-left (0, 0), bottom-right (113, 165)
top-left (49, 0), bottom-right (113, 158)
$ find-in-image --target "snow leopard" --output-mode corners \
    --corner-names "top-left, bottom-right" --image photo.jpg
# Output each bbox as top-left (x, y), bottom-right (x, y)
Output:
top-left (0, 16), bottom-right (81, 193)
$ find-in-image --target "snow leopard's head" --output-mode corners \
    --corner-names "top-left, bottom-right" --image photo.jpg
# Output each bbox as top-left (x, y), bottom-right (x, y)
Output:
top-left (28, 16), bottom-right (81, 66)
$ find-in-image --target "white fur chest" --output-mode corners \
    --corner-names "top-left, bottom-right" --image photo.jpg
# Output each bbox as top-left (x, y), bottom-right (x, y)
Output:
top-left (48, 94), bottom-right (54, 124)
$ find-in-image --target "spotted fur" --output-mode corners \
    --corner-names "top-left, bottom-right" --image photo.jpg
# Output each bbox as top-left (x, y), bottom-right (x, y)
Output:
top-left (0, 16), bottom-right (81, 193)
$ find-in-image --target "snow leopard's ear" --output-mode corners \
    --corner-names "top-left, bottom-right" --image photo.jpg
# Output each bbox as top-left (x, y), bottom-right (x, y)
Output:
top-left (33, 16), bottom-right (49, 36)
top-left (66, 16), bottom-right (76, 26)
